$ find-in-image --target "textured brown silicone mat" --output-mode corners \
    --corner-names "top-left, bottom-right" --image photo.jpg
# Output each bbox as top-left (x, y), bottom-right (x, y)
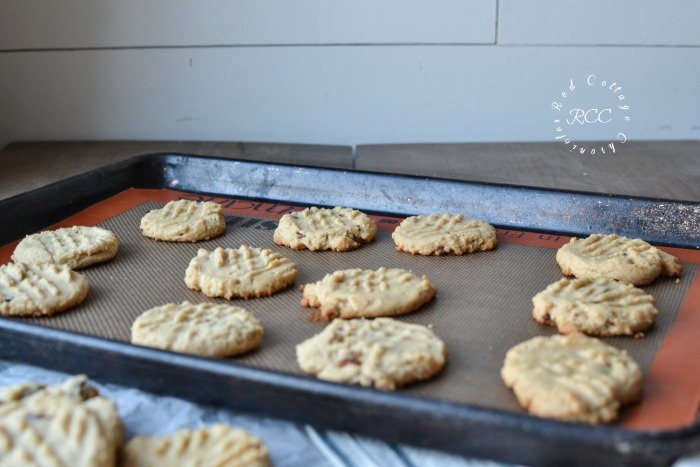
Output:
top-left (13, 199), bottom-right (697, 421)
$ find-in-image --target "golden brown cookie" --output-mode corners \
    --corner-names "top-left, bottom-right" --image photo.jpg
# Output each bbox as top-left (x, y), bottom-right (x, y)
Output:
top-left (392, 213), bottom-right (497, 255)
top-left (0, 262), bottom-right (89, 317)
top-left (12, 226), bottom-right (119, 269)
top-left (501, 334), bottom-right (643, 424)
top-left (273, 206), bottom-right (377, 252)
top-left (658, 250), bottom-right (683, 277)
top-left (296, 317), bottom-right (448, 390)
top-left (140, 199), bottom-right (225, 242)
top-left (131, 301), bottom-right (264, 357)
top-left (300, 267), bottom-right (436, 320)
top-left (556, 233), bottom-right (682, 285)
top-left (185, 246), bottom-right (297, 299)
top-left (532, 278), bottom-right (658, 336)
top-left (121, 424), bottom-right (270, 467)
top-left (0, 375), bottom-right (123, 467)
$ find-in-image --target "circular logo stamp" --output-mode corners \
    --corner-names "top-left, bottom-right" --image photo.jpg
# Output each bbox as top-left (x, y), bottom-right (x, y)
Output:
top-left (551, 75), bottom-right (630, 154)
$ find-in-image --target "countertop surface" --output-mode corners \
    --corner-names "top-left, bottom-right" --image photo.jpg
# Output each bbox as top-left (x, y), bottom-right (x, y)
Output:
top-left (1, 140), bottom-right (699, 467)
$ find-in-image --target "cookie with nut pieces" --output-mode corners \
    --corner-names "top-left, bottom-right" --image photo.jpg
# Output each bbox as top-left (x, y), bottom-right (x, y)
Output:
top-left (296, 317), bottom-right (448, 390)
top-left (532, 277), bottom-right (658, 337)
top-left (0, 375), bottom-right (123, 467)
top-left (0, 262), bottom-right (89, 317)
top-left (131, 301), bottom-right (264, 357)
top-left (273, 206), bottom-right (377, 252)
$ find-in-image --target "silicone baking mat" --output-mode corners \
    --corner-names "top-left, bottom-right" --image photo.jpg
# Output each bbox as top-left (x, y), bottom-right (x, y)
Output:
top-left (2, 187), bottom-right (699, 431)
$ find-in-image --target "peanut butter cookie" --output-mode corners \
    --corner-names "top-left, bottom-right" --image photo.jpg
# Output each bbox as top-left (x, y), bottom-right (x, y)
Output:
top-left (0, 262), bottom-right (89, 317)
top-left (300, 267), bottom-right (436, 320)
top-left (122, 424), bottom-right (270, 467)
top-left (140, 199), bottom-right (225, 242)
top-left (392, 213), bottom-right (497, 255)
top-left (185, 246), bottom-right (297, 299)
top-left (501, 334), bottom-right (643, 424)
top-left (12, 226), bottom-right (119, 269)
top-left (296, 317), bottom-right (448, 390)
top-left (556, 233), bottom-right (681, 285)
top-left (0, 375), bottom-right (123, 467)
top-left (273, 206), bottom-right (376, 252)
top-left (131, 301), bottom-right (263, 357)
top-left (532, 278), bottom-right (658, 336)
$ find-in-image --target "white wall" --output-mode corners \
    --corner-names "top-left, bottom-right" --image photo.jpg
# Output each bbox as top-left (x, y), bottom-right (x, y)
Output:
top-left (1, 1), bottom-right (698, 149)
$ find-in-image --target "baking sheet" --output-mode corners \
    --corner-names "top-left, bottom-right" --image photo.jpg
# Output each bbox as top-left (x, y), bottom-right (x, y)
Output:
top-left (2, 189), bottom-right (698, 428)
top-left (1, 154), bottom-right (700, 466)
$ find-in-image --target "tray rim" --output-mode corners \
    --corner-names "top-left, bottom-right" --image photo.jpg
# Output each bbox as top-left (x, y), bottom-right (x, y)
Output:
top-left (2, 152), bottom-right (699, 246)
top-left (0, 152), bottom-right (699, 466)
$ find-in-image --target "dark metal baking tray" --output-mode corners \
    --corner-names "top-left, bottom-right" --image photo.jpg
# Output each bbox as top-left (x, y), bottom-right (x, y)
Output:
top-left (0, 153), bottom-right (699, 467)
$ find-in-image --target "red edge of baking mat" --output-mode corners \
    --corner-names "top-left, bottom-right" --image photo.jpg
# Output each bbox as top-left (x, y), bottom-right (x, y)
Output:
top-left (1, 187), bottom-right (699, 431)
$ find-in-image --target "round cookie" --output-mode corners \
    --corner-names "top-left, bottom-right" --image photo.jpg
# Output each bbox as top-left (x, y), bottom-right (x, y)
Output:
top-left (131, 301), bottom-right (264, 357)
top-left (556, 233), bottom-right (681, 285)
top-left (273, 206), bottom-right (377, 252)
top-left (532, 278), bottom-right (658, 336)
top-left (185, 246), bottom-right (298, 299)
top-left (11, 226), bottom-right (119, 269)
top-left (392, 213), bottom-right (498, 255)
top-left (658, 249), bottom-right (683, 277)
top-left (121, 424), bottom-right (270, 467)
top-left (0, 375), bottom-right (123, 467)
top-left (0, 262), bottom-right (89, 317)
top-left (140, 199), bottom-right (226, 242)
top-left (296, 317), bottom-right (448, 390)
top-left (300, 267), bottom-right (436, 320)
top-left (500, 334), bottom-right (643, 424)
